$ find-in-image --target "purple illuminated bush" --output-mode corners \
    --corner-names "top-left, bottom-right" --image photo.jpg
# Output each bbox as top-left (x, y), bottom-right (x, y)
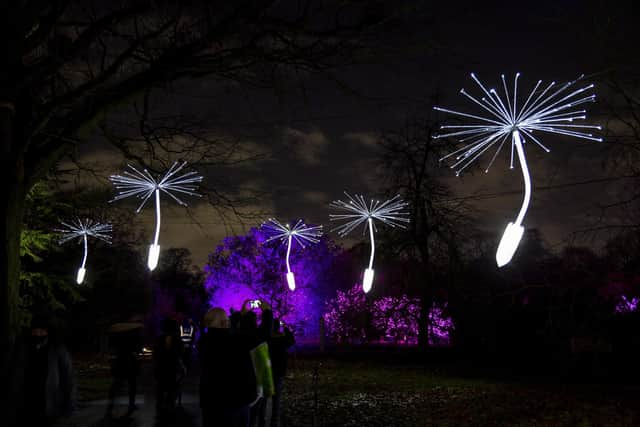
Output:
top-left (600, 273), bottom-right (640, 314)
top-left (324, 284), bottom-right (454, 345)
top-left (323, 284), bottom-right (368, 343)
top-left (372, 295), bottom-right (420, 344)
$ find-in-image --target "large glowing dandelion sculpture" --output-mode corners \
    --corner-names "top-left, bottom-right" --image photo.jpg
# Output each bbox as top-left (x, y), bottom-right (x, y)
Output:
top-left (109, 161), bottom-right (203, 271)
top-left (434, 73), bottom-right (602, 267)
top-left (261, 218), bottom-right (323, 291)
top-left (330, 193), bottom-right (409, 293)
top-left (57, 218), bottom-right (112, 284)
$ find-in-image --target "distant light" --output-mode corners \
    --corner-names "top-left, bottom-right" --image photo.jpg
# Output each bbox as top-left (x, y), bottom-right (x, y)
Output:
top-left (435, 73), bottom-right (601, 266)
top-left (110, 161), bottom-right (203, 271)
top-left (56, 218), bottom-right (112, 284)
top-left (261, 218), bottom-right (322, 291)
top-left (330, 192), bottom-right (409, 292)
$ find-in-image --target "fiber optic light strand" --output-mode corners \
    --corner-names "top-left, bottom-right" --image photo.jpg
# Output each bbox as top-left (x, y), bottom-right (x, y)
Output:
top-left (109, 161), bottom-right (203, 271)
top-left (329, 192), bottom-right (409, 293)
top-left (434, 73), bottom-right (601, 266)
top-left (56, 218), bottom-right (112, 284)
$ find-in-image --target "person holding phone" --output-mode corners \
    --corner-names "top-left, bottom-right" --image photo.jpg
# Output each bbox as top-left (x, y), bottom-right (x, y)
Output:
top-left (267, 318), bottom-right (295, 427)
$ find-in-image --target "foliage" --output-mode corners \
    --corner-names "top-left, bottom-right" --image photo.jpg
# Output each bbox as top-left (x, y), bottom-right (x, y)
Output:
top-left (323, 284), bottom-right (370, 344)
top-left (372, 295), bottom-right (420, 344)
top-left (323, 284), bottom-right (453, 345)
top-left (19, 184), bottom-right (80, 328)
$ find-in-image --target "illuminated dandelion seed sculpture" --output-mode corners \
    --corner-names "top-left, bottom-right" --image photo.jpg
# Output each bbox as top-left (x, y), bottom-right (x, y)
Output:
top-left (329, 192), bottom-right (409, 293)
top-left (434, 73), bottom-right (602, 267)
top-left (261, 218), bottom-right (323, 291)
top-left (109, 161), bottom-right (203, 271)
top-left (57, 218), bottom-right (112, 284)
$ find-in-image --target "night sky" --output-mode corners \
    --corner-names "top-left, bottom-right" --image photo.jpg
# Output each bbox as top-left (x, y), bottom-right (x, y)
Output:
top-left (70, 1), bottom-right (637, 266)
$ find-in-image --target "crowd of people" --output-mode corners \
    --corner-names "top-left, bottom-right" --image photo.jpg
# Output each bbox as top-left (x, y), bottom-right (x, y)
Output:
top-left (7, 299), bottom-right (294, 427)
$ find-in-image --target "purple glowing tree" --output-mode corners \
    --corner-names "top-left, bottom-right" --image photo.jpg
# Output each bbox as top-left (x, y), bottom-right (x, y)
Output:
top-left (324, 284), bottom-right (454, 345)
top-left (372, 295), bottom-right (421, 344)
top-left (323, 284), bottom-right (369, 344)
top-left (204, 226), bottom-right (342, 340)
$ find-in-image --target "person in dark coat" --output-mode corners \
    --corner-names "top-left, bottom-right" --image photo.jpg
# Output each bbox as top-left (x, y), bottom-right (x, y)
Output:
top-left (199, 308), bottom-right (257, 427)
top-left (10, 315), bottom-right (75, 426)
top-left (153, 317), bottom-right (184, 415)
top-left (199, 301), bottom-right (273, 427)
top-left (106, 324), bottom-right (143, 417)
top-left (267, 319), bottom-right (295, 427)
top-left (237, 300), bottom-right (273, 427)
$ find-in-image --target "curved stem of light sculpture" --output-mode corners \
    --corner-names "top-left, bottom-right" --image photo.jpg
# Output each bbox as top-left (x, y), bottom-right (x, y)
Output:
top-left (153, 189), bottom-right (161, 246)
top-left (367, 217), bottom-right (375, 269)
top-left (81, 234), bottom-right (88, 269)
top-left (285, 235), bottom-right (296, 291)
top-left (513, 130), bottom-right (531, 227)
top-left (285, 234), bottom-right (292, 273)
top-left (495, 130), bottom-right (530, 267)
top-left (362, 217), bottom-right (375, 293)
top-left (76, 234), bottom-right (88, 284)
top-left (147, 189), bottom-right (162, 271)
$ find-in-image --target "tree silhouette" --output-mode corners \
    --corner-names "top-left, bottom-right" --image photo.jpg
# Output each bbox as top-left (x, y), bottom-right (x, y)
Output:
top-left (0, 1), bottom-right (388, 358)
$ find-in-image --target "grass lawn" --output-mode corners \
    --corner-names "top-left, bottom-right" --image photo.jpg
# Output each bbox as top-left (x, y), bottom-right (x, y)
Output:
top-left (282, 358), bottom-right (640, 426)
top-left (73, 352), bottom-right (640, 426)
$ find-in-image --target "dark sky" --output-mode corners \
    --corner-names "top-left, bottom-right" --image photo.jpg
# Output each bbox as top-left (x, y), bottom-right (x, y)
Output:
top-left (74, 0), bottom-right (637, 266)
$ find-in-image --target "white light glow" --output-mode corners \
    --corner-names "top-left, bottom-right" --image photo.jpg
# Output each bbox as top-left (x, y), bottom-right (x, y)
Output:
top-left (496, 222), bottom-right (524, 267)
top-left (110, 161), bottom-right (203, 271)
top-left (363, 268), bottom-right (374, 294)
top-left (434, 73), bottom-right (601, 266)
top-left (148, 243), bottom-right (161, 271)
top-left (286, 271), bottom-right (296, 291)
top-left (330, 192), bottom-right (409, 292)
top-left (57, 218), bottom-right (112, 284)
top-left (76, 268), bottom-right (86, 285)
top-left (261, 218), bottom-right (323, 291)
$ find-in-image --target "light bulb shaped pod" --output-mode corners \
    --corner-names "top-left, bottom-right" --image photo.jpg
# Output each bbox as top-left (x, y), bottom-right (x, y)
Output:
top-left (286, 272), bottom-right (296, 291)
top-left (496, 222), bottom-right (524, 267)
top-left (148, 243), bottom-right (161, 271)
top-left (363, 268), bottom-right (375, 293)
top-left (76, 267), bottom-right (86, 284)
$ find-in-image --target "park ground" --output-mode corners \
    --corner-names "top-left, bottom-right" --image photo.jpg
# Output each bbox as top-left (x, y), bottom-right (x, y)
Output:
top-left (64, 351), bottom-right (640, 426)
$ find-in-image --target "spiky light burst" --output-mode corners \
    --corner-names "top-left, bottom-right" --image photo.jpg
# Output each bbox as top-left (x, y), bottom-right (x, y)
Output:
top-left (329, 192), bottom-right (409, 293)
top-left (434, 72), bottom-right (602, 176)
top-left (261, 218), bottom-right (323, 291)
top-left (109, 161), bottom-right (203, 271)
top-left (109, 161), bottom-right (203, 212)
top-left (57, 218), bottom-right (113, 245)
top-left (434, 73), bottom-right (601, 267)
top-left (57, 218), bottom-right (112, 284)
top-left (329, 193), bottom-right (410, 237)
top-left (262, 218), bottom-right (323, 247)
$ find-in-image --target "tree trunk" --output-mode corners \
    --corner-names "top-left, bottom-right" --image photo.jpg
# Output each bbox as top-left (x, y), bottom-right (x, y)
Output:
top-left (418, 264), bottom-right (432, 351)
top-left (0, 101), bottom-right (25, 340)
top-left (0, 101), bottom-right (28, 423)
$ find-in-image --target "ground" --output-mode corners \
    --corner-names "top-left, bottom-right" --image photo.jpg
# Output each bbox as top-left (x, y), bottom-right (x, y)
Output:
top-left (63, 353), bottom-right (640, 426)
